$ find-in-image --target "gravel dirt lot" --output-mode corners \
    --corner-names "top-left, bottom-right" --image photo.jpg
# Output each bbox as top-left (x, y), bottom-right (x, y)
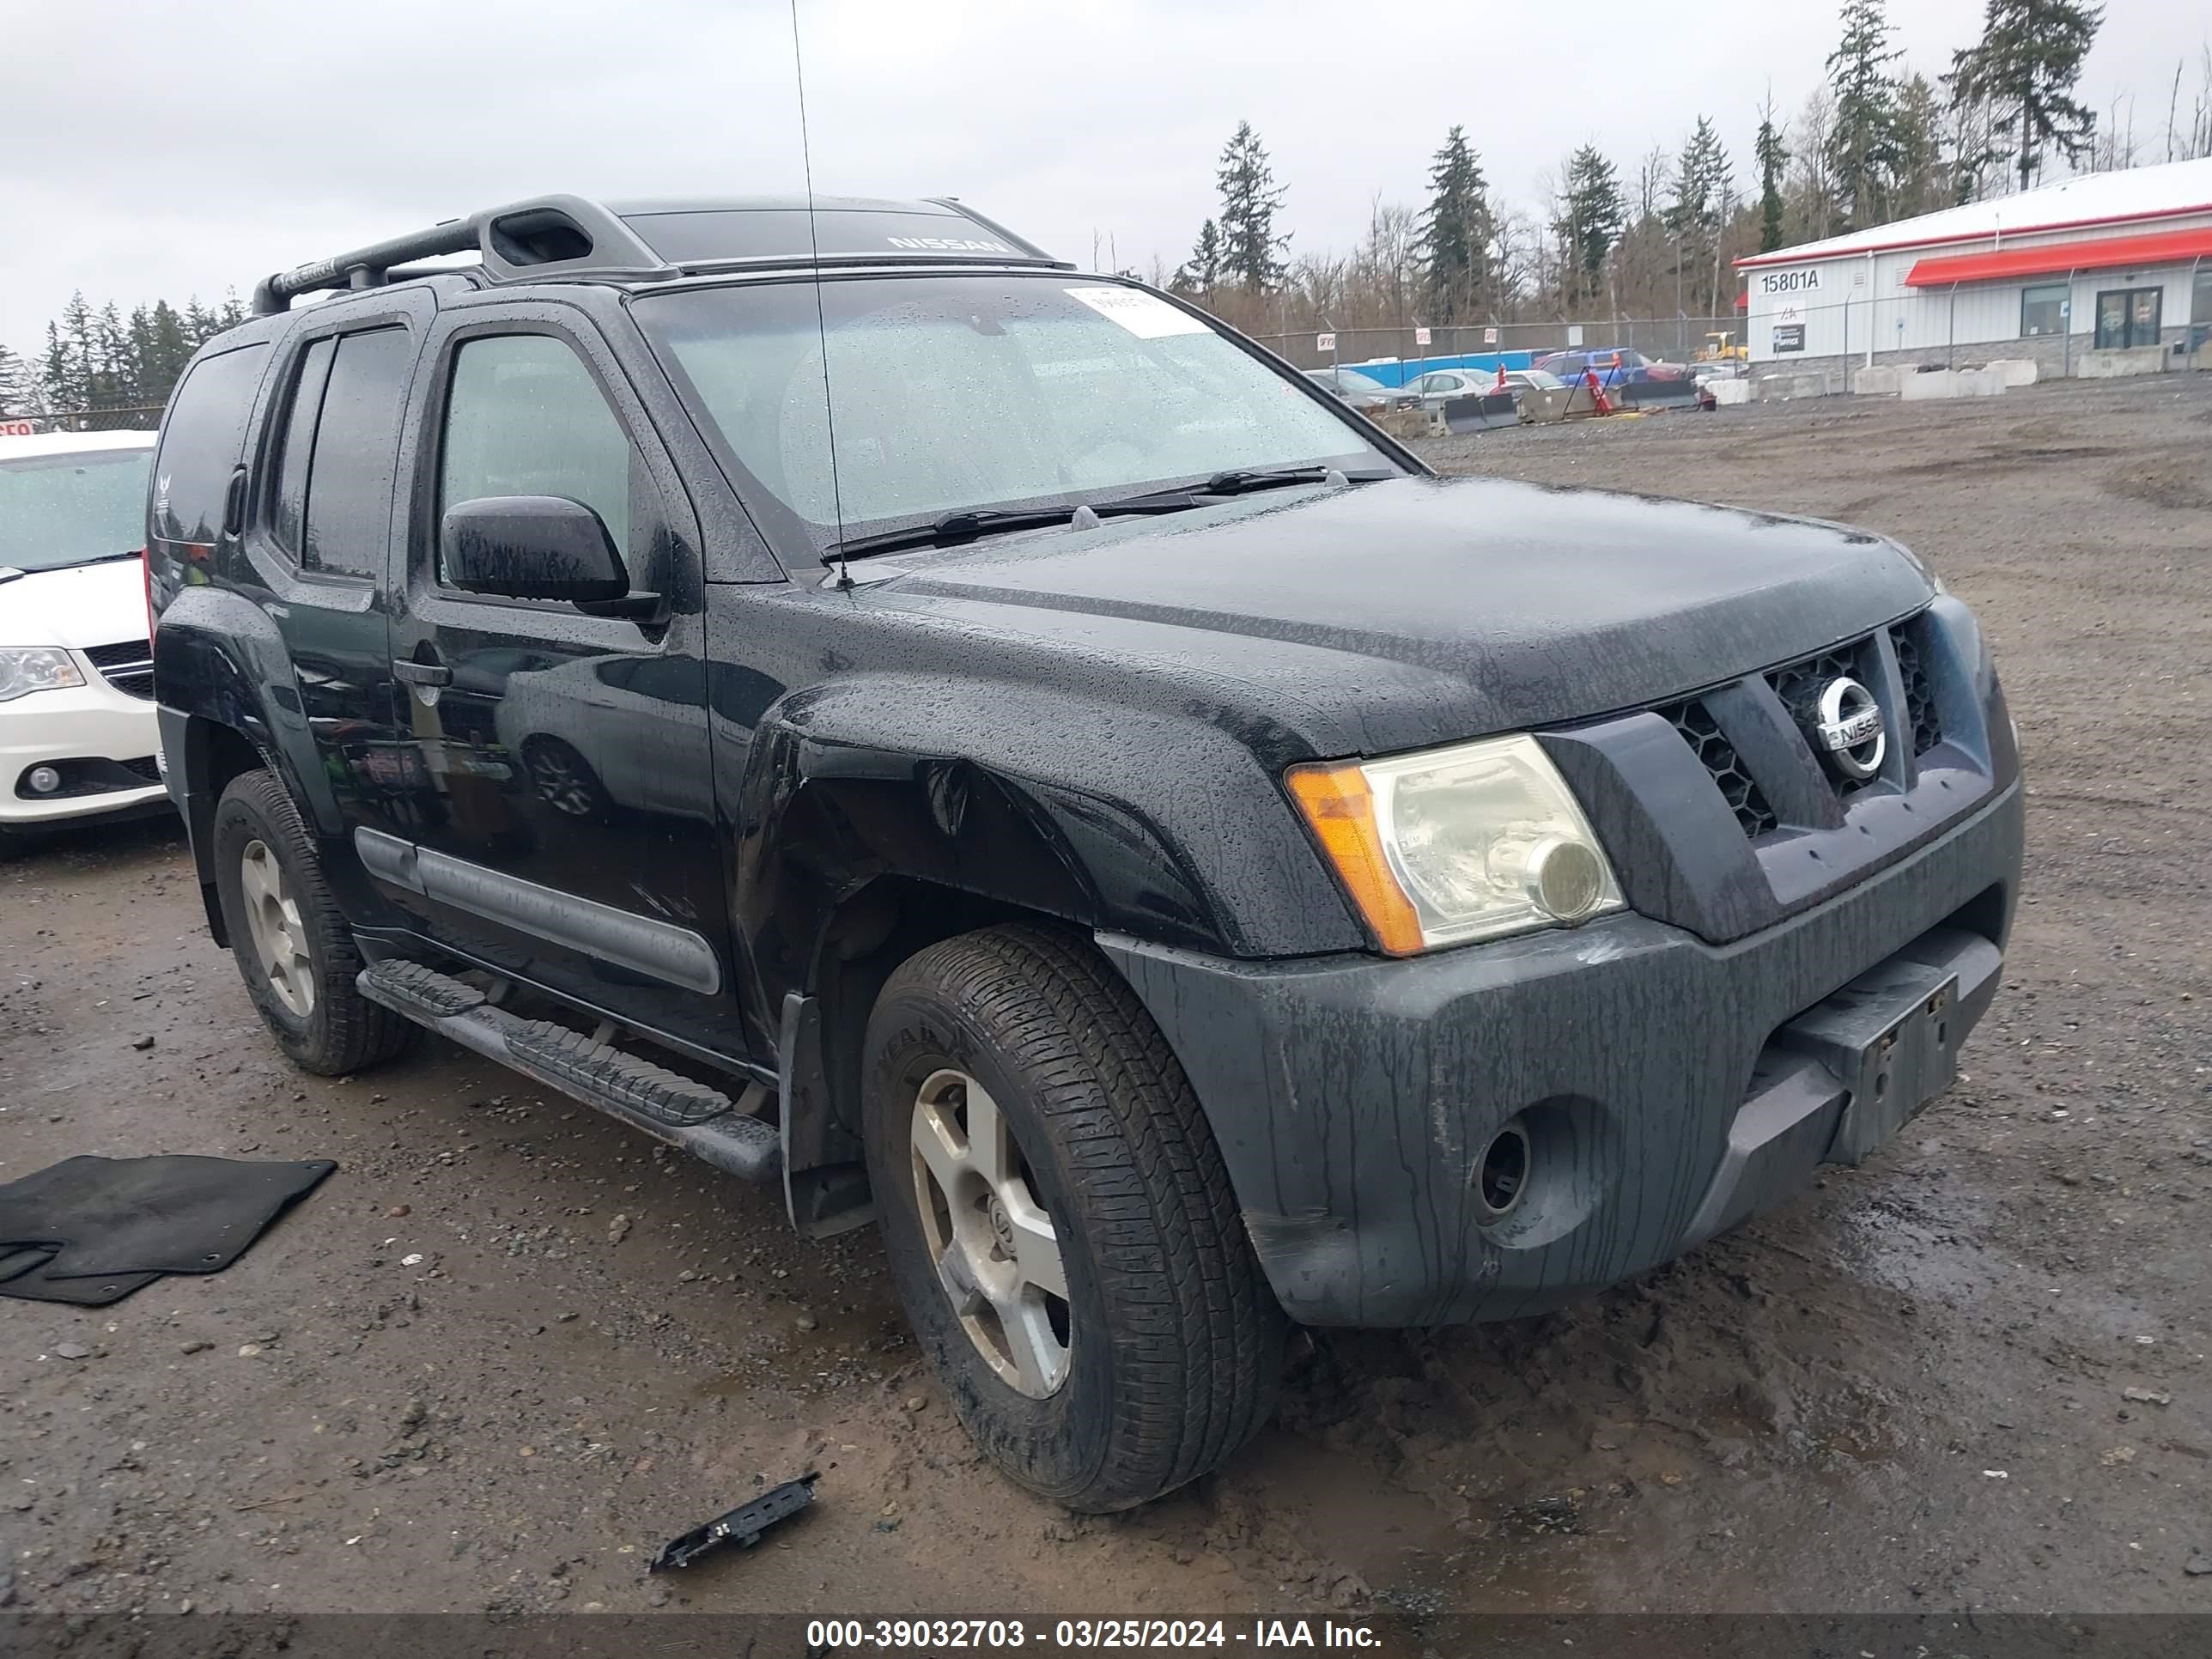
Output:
top-left (3, 373), bottom-right (2208, 1624)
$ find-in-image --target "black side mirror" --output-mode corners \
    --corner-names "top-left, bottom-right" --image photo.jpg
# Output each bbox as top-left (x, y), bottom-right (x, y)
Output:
top-left (441, 495), bottom-right (629, 604)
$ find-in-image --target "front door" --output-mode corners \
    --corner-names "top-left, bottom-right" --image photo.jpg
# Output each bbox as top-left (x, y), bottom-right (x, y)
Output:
top-left (380, 310), bottom-right (747, 1059)
top-left (2094, 287), bottom-right (2162, 351)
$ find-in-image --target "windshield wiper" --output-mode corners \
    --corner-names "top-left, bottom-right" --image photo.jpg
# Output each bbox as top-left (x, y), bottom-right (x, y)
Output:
top-left (1097, 465), bottom-right (1391, 514)
top-left (825, 501), bottom-right (1195, 563)
top-left (822, 468), bottom-right (1392, 565)
top-left (1200, 465), bottom-right (1339, 495)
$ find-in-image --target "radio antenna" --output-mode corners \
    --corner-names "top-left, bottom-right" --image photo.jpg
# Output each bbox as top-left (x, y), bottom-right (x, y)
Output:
top-left (789, 0), bottom-right (851, 589)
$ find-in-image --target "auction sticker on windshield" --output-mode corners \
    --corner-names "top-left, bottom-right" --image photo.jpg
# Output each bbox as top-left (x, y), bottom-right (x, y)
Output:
top-left (1065, 286), bottom-right (1209, 338)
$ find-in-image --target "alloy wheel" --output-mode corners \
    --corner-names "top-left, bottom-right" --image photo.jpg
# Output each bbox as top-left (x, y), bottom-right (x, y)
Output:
top-left (908, 1068), bottom-right (1072, 1398)
top-left (239, 839), bottom-right (315, 1018)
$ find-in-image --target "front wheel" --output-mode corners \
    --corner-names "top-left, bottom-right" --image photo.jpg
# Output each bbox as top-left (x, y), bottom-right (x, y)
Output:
top-left (863, 924), bottom-right (1285, 1512)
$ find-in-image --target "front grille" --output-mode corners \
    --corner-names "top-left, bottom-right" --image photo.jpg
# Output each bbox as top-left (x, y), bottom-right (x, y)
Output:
top-left (82, 640), bottom-right (155, 701)
top-left (1892, 624), bottom-right (1942, 756)
top-left (1656, 620), bottom-right (1951, 841)
top-left (1662, 698), bottom-right (1778, 838)
top-left (1768, 636), bottom-right (1882, 799)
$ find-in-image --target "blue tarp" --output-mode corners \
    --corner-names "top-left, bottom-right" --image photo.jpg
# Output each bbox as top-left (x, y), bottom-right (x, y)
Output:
top-left (1338, 351), bottom-right (1539, 387)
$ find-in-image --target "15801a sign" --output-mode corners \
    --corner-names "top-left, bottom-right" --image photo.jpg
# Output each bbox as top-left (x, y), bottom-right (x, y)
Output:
top-left (1758, 268), bottom-right (1822, 296)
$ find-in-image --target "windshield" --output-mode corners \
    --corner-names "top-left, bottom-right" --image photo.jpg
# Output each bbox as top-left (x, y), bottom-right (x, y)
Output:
top-left (0, 447), bottom-right (152, 572)
top-left (635, 275), bottom-right (1393, 556)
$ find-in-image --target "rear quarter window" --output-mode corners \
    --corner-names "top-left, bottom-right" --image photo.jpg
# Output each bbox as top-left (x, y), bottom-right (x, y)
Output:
top-left (151, 343), bottom-right (270, 544)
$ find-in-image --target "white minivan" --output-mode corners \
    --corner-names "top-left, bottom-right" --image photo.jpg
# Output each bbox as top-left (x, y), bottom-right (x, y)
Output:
top-left (0, 428), bottom-right (169, 849)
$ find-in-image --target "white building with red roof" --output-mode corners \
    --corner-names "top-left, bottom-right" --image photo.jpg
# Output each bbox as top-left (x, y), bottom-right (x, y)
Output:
top-left (1736, 156), bottom-right (2212, 377)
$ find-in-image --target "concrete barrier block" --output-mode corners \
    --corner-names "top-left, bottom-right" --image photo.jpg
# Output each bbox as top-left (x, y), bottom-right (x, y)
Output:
top-left (1851, 365), bottom-right (1904, 396)
top-left (1754, 370), bottom-right (1838, 401)
top-left (1900, 367), bottom-right (2007, 400)
top-left (1985, 358), bottom-right (2039, 387)
top-left (2075, 346), bottom-right (2166, 379)
top-left (1709, 378), bottom-right (1752, 406)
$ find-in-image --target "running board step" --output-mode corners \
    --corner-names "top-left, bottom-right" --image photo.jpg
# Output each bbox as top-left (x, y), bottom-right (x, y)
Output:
top-left (358, 961), bottom-right (779, 1182)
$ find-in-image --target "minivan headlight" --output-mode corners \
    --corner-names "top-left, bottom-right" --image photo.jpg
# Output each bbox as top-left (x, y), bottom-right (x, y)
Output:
top-left (1287, 735), bottom-right (1624, 955)
top-left (0, 647), bottom-right (87, 703)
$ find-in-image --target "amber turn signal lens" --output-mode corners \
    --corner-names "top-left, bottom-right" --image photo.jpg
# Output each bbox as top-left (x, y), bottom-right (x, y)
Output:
top-left (1285, 761), bottom-right (1425, 956)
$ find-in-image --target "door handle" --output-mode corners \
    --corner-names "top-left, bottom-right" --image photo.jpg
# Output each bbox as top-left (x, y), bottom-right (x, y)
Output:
top-left (222, 466), bottom-right (250, 538)
top-left (393, 660), bottom-right (452, 688)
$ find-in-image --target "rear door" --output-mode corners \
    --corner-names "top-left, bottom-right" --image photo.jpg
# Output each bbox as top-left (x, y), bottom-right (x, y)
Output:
top-left (379, 304), bottom-right (745, 1055)
top-left (237, 298), bottom-right (430, 847)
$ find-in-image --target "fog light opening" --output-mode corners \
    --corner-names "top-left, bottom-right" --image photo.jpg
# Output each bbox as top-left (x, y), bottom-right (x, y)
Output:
top-left (25, 765), bottom-right (62, 796)
top-left (1476, 1120), bottom-right (1533, 1222)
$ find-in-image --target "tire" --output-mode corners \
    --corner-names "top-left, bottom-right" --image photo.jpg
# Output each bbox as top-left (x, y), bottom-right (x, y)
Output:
top-left (211, 769), bottom-right (415, 1076)
top-left (863, 923), bottom-right (1285, 1512)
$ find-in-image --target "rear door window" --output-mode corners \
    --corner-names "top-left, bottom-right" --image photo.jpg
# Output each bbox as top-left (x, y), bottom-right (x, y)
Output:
top-left (300, 328), bottom-right (416, 579)
top-left (269, 337), bottom-right (337, 560)
top-left (151, 343), bottom-right (270, 545)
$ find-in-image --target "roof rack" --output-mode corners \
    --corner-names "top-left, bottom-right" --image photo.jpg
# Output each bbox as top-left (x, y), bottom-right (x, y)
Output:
top-left (251, 193), bottom-right (1067, 313)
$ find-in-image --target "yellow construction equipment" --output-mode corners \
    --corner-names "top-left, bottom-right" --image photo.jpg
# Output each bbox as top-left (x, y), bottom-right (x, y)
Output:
top-left (1697, 331), bottom-right (1748, 362)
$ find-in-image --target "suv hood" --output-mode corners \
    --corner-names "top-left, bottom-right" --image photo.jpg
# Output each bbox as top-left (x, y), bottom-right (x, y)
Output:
top-left (881, 475), bottom-right (1935, 747)
top-left (0, 559), bottom-right (149, 650)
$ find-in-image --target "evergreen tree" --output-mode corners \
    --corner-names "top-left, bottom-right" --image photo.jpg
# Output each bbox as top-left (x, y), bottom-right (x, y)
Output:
top-left (1215, 122), bottom-right (1290, 291)
top-left (1416, 125), bottom-right (1499, 322)
top-left (1666, 117), bottom-right (1734, 313)
top-left (1755, 96), bottom-right (1792, 252)
top-left (1826, 0), bottom-right (1905, 231)
top-left (1553, 146), bottom-right (1626, 310)
top-left (1893, 73), bottom-right (1951, 215)
top-left (41, 294), bottom-right (99, 411)
top-left (1175, 220), bottom-right (1224, 295)
top-left (92, 301), bottom-right (132, 408)
top-left (1947, 0), bottom-right (2104, 191)
top-left (0, 345), bottom-right (39, 417)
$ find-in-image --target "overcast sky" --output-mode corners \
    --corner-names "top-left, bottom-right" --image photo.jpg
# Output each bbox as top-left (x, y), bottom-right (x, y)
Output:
top-left (4, 0), bottom-right (2204, 362)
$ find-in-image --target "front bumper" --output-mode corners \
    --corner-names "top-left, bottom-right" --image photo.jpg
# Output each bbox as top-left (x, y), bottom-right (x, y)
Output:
top-left (1100, 779), bottom-right (2023, 1327)
top-left (0, 677), bottom-right (167, 828)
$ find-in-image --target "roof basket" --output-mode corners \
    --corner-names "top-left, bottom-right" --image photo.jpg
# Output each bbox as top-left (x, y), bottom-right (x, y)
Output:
top-left (252, 195), bottom-right (671, 313)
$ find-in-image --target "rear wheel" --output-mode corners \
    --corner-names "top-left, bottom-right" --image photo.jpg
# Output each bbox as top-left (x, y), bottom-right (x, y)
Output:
top-left (863, 923), bottom-right (1285, 1512)
top-left (212, 769), bottom-right (414, 1076)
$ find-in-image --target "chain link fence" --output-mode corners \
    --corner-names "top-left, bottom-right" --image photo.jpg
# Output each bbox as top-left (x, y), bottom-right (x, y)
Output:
top-left (2, 406), bottom-right (165, 434)
top-left (1246, 318), bottom-right (1741, 374)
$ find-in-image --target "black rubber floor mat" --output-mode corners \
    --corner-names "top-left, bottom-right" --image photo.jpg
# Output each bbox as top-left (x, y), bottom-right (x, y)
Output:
top-left (0, 1243), bottom-right (163, 1306)
top-left (0, 1155), bottom-right (337, 1281)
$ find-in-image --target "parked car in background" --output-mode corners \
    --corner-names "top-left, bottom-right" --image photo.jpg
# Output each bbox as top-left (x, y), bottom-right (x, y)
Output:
top-left (1403, 368), bottom-right (1565, 408)
top-left (1301, 367), bottom-right (1413, 411)
top-left (1, 429), bottom-right (167, 852)
top-left (1533, 347), bottom-right (1691, 387)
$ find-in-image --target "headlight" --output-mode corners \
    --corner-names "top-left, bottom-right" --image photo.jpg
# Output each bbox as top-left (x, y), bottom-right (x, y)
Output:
top-left (0, 647), bottom-right (87, 703)
top-left (1287, 734), bottom-right (1624, 954)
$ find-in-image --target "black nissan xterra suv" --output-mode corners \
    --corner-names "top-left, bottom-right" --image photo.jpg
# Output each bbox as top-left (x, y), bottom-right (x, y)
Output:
top-left (149, 193), bottom-right (2022, 1512)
